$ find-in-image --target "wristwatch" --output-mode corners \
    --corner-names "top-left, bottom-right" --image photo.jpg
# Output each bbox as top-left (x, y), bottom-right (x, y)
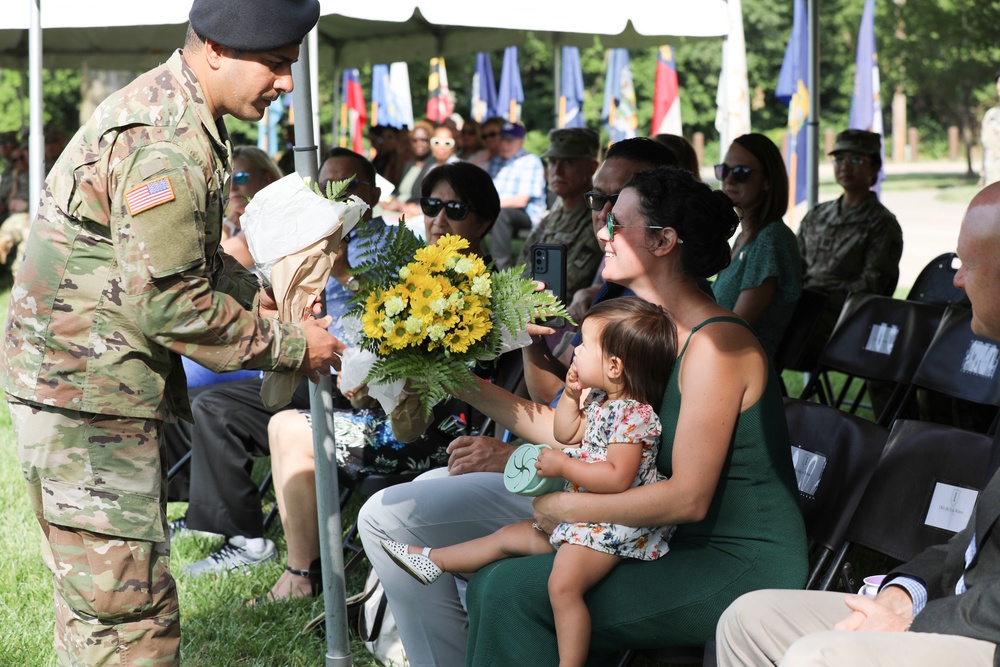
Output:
top-left (346, 275), bottom-right (361, 293)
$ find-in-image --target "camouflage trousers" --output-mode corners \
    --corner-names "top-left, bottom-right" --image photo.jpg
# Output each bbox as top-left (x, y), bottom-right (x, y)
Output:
top-left (9, 398), bottom-right (179, 667)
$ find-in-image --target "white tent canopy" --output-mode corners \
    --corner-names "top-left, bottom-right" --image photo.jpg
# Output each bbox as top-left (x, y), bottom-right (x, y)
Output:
top-left (2, 0), bottom-right (728, 69)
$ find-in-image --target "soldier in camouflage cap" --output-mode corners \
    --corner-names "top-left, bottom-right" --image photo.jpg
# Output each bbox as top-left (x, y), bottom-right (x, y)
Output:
top-left (797, 128), bottom-right (903, 362)
top-left (0, 1), bottom-right (329, 664)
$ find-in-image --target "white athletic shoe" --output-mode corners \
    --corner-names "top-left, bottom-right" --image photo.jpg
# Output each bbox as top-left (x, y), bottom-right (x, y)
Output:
top-left (181, 536), bottom-right (276, 577)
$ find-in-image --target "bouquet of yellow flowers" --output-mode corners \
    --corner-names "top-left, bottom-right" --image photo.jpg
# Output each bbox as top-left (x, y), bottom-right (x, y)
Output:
top-left (344, 226), bottom-right (572, 417)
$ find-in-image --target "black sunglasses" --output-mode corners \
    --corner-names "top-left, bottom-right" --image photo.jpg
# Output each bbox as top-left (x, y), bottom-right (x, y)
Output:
top-left (714, 164), bottom-right (753, 183)
top-left (481, 131), bottom-right (500, 139)
top-left (584, 191), bottom-right (619, 211)
top-left (420, 197), bottom-right (473, 221)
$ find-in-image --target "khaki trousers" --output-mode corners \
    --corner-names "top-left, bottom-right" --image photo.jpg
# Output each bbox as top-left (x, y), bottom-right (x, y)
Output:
top-left (716, 589), bottom-right (994, 667)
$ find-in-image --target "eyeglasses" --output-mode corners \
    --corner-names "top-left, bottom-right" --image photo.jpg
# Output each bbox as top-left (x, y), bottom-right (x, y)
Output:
top-left (606, 212), bottom-right (669, 242)
top-left (232, 171), bottom-right (252, 186)
top-left (714, 164), bottom-right (753, 183)
top-left (318, 179), bottom-right (370, 193)
top-left (430, 137), bottom-right (456, 148)
top-left (420, 197), bottom-right (473, 221)
top-left (831, 154), bottom-right (868, 166)
top-left (481, 131), bottom-right (499, 140)
top-left (584, 191), bottom-right (619, 211)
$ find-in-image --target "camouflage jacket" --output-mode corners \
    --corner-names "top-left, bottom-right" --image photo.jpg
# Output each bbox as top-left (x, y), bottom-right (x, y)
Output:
top-left (797, 192), bottom-right (903, 312)
top-left (516, 198), bottom-right (602, 300)
top-left (0, 50), bottom-right (305, 421)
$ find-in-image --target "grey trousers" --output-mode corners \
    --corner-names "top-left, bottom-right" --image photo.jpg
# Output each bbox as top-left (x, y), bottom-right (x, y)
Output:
top-left (716, 589), bottom-right (995, 667)
top-left (357, 468), bottom-right (534, 667)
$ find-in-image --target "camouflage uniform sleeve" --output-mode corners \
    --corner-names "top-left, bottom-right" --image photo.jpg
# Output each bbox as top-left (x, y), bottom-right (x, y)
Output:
top-left (845, 212), bottom-right (904, 296)
top-left (111, 143), bottom-right (305, 373)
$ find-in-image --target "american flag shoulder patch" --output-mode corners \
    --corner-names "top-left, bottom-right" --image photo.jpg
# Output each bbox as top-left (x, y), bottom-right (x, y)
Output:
top-left (125, 176), bottom-right (175, 216)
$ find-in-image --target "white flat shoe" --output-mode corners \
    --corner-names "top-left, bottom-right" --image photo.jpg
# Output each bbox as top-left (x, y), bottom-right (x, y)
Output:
top-left (381, 539), bottom-right (442, 585)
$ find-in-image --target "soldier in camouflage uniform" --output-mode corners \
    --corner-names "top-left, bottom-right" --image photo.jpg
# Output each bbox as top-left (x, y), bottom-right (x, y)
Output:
top-left (516, 128), bottom-right (602, 302)
top-left (798, 129), bottom-right (904, 360)
top-left (0, 0), bottom-right (329, 664)
top-left (982, 70), bottom-right (1000, 187)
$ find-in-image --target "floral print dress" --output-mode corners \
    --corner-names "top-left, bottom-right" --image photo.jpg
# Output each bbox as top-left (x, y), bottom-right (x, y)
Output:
top-left (548, 390), bottom-right (675, 560)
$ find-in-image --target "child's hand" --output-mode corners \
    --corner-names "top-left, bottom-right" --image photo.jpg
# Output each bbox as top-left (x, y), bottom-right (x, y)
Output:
top-left (564, 362), bottom-right (582, 401)
top-left (535, 447), bottom-right (568, 478)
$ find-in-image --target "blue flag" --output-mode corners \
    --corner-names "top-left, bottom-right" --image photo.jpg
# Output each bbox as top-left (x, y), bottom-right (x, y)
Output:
top-left (497, 46), bottom-right (524, 122)
top-left (601, 49), bottom-right (638, 143)
top-left (559, 46), bottom-right (586, 129)
top-left (471, 52), bottom-right (497, 123)
top-left (849, 0), bottom-right (885, 193)
top-left (776, 0), bottom-right (810, 211)
top-left (371, 64), bottom-right (400, 129)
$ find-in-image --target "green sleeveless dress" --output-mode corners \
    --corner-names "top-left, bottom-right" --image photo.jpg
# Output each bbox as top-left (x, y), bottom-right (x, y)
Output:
top-left (465, 317), bottom-right (808, 666)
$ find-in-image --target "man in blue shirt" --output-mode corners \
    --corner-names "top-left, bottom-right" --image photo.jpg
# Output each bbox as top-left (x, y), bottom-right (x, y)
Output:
top-left (486, 121), bottom-right (545, 269)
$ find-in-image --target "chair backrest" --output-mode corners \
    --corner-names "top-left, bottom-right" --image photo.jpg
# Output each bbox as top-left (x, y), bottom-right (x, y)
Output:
top-left (817, 293), bottom-right (945, 385)
top-left (908, 305), bottom-right (1000, 408)
top-left (784, 398), bottom-right (890, 552)
top-left (842, 419), bottom-right (992, 563)
top-left (906, 252), bottom-right (968, 306)
top-left (774, 288), bottom-right (829, 374)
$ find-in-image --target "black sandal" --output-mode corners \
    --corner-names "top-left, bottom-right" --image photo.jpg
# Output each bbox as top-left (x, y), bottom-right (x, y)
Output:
top-left (249, 559), bottom-right (322, 605)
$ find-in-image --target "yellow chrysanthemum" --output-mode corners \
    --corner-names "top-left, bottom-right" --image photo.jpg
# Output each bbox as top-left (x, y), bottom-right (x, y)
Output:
top-left (436, 234), bottom-right (470, 256)
top-left (413, 244), bottom-right (448, 273)
top-left (384, 318), bottom-right (411, 350)
top-left (361, 293), bottom-right (387, 339)
top-left (444, 326), bottom-right (473, 354)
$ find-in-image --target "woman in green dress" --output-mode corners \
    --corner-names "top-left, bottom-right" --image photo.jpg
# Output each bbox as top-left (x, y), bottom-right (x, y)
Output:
top-left (712, 133), bottom-right (802, 360)
top-left (459, 165), bottom-right (808, 665)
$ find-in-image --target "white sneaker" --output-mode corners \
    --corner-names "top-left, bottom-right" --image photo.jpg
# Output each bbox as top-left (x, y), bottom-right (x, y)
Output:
top-left (181, 536), bottom-right (276, 577)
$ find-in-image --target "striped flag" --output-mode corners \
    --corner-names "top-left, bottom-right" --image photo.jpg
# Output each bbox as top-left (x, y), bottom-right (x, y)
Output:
top-left (426, 57), bottom-right (454, 123)
top-left (340, 69), bottom-right (367, 153)
top-left (125, 177), bottom-right (175, 216)
top-left (652, 46), bottom-right (683, 136)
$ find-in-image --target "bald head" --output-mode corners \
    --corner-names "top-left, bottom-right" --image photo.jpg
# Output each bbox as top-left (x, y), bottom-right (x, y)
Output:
top-left (955, 182), bottom-right (1000, 339)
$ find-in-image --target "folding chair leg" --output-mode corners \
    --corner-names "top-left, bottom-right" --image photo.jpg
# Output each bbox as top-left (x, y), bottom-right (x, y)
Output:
top-left (818, 542), bottom-right (851, 591)
top-left (166, 449), bottom-right (192, 481)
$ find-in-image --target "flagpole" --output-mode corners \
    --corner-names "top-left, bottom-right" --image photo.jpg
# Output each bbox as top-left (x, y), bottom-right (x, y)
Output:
top-left (553, 40), bottom-right (562, 128)
top-left (806, 0), bottom-right (820, 211)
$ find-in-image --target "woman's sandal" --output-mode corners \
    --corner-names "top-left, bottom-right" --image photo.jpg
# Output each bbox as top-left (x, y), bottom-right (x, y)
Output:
top-left (380, 539), bottom-right (442, 585)
top-left (249, 558), bottom-right (322, 605)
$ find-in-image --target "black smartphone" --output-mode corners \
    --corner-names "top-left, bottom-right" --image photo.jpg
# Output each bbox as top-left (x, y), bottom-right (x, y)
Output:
top-left (529, 243), bottom-right (567, 328)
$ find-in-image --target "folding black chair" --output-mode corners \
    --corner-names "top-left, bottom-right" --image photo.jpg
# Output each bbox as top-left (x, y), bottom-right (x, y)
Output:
top-left (799, 293), bottom-right (946, 426)
top-left (888, 305), bottom-right (1000, 434)
top-left (906, 252), bottom-right (968, 307)
top-left (817, 419), bottom-right (993, 591)
top-left (774, 288), bottom-right (829, 395)
top-left (783, 398), bottom-right (890, 589)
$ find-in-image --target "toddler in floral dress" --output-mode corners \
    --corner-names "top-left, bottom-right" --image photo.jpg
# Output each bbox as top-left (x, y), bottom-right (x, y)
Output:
top-left (382, 297), bottom-right (677, 667)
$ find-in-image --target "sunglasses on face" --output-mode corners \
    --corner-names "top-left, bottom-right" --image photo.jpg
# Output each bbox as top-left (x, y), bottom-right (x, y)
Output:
top-left (831, 154), bottom-right (868, 166)
top-left (584, 191), bottom-right (619, 211)
top-left (714, 164), bottom-right (754, 183)
top-left (232, 171), bottom-right (252, 186)
top-left (606, 212), bottom-right (668, 242)
top-left (481, 131), bottom-right (500, 139)
top-left (430, 137), bottom-right (456, 148)
top-left (420, 197), bottom-right (473, 221)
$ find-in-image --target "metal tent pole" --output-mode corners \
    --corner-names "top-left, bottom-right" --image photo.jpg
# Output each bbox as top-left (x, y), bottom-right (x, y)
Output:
top-left (291, 28), bottom-right (352, 667)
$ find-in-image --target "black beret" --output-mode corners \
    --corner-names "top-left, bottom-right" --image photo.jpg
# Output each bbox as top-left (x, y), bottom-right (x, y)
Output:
top-left (190, 0), bottom-right (321, 52)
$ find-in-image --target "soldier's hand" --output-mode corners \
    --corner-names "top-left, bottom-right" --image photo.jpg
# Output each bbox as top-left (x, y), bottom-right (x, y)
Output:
top-left (299, 316), bottom-right (345, 380)
top-left (258, 287), bottom-right (279, 319)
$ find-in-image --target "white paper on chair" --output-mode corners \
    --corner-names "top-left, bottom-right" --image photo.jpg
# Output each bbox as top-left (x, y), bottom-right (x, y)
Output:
top-left (924, 482), bottom-right (979, 533)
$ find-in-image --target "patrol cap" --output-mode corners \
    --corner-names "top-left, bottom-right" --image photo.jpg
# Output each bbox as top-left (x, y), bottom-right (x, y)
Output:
top-left (499, 122), bottom-right (527, 139)
top-left (829, 129), bottom-right (881, 156)
top-left (542, 128), bottom-right (599, 160)
top-left (189, 0), bottom-right (321, 52)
